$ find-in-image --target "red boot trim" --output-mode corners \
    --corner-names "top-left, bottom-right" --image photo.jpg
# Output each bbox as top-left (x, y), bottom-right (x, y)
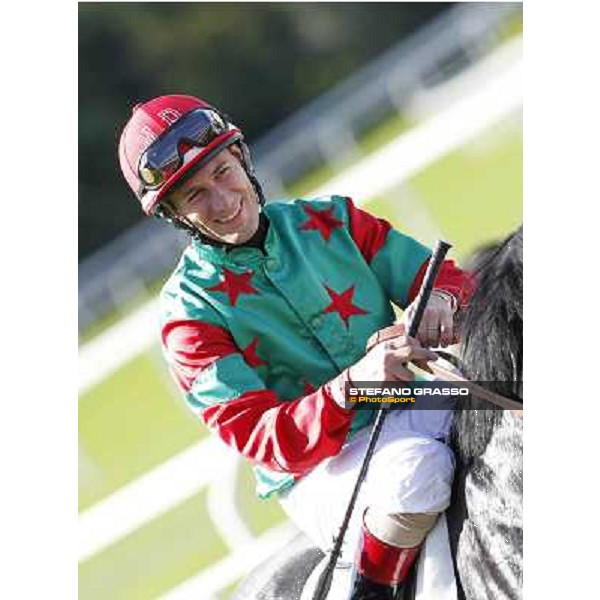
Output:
top-left (356, 524), bottom-right (421, 586)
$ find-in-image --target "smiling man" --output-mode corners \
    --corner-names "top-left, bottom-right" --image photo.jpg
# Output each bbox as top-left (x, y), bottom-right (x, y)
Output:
top-left (164, 144), bottom-right (260, 245)
top-left (118, 94), bottom-right (475, 599)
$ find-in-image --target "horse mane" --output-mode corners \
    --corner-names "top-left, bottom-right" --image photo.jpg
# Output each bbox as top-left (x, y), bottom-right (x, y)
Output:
top-left (452, 226), bottom-right (523, 462)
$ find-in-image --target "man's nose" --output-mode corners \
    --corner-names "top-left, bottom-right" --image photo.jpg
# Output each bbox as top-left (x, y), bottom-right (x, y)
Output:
top-left (210, 188), bottom-right (237, 216)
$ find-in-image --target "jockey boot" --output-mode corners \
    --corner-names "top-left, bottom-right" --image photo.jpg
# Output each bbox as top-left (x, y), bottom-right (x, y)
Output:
top-left (346, 521), bottom-right (421, 600)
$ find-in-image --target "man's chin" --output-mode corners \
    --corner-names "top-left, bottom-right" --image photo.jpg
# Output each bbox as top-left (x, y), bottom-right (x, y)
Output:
top-left (194, 219), bottom-right (258, 246)
top-left (225, 222), bottom-right (260, 245)
top-left (224, 231), bottom-right (254, 245)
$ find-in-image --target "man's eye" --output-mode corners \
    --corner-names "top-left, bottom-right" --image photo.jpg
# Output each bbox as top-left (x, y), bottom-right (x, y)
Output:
top-left (185, 191), bottom-right (203, 204)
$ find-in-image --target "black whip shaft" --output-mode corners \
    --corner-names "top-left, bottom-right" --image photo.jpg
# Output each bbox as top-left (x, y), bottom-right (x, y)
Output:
top-left (406, 241), bottom-right (453, 338)
top-left (312, 239), bottom-right (452, 600)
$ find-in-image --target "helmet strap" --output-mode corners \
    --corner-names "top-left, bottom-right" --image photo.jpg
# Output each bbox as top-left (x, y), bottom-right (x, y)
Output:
top-left (236, 140), bottom-right (266, 207)
top-left (154, 202), bottom-right (249, 250)
top-left (154, 204), bottom-right (203, 241)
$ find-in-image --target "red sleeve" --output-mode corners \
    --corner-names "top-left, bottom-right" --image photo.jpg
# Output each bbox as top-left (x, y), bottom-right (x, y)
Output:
top-left (161, 319), bottom-right (238, 392)
top-left (162, 319), bottom-right (355, 476)
top-left (345, 196), bottom-right (392, 264)
top-left (343, 196), bottom-right (476, 308)
top-left (202, 377), bottom-right (354, 476)
top-left (407, 258), bottom-right (476, 309)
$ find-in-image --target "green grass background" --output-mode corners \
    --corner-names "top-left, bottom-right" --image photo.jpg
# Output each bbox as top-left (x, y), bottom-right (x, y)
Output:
top-left (79, 115), bottom-right (522, 599)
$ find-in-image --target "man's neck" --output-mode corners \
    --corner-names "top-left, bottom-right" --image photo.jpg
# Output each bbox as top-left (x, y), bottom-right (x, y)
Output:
top-left (235, 212), bottom-right (269, 252)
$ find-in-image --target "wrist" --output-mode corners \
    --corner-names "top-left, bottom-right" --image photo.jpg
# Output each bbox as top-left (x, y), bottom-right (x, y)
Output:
top-left (330, 368), bottom-right (355, 410)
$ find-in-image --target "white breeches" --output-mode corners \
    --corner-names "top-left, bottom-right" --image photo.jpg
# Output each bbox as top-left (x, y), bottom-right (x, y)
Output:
top-left (279, 409), bottom-right (455, 564)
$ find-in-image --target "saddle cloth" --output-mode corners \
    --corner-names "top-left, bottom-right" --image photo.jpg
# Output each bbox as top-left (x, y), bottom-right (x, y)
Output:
top-left (416, 512), bottom-right (457, 599)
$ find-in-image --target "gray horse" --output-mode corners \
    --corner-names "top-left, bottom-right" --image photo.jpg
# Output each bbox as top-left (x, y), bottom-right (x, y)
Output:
top-left (446, 226), bottom-right (523, 600)
top-left (232, 227), bottom-right (523, 600)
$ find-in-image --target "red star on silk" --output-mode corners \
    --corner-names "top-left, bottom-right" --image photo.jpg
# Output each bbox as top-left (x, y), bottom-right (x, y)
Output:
top-left (300, 205), bottom-right (343, 241)
top-left (323, 285), bottom-right (368, 327)
top-left (207, 268), bottom-right (259, 306)
top-left (241, 337), bottom-right (267, 368)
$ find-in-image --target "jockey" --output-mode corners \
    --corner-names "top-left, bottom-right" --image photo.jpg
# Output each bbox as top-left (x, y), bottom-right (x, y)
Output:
top-left (118, 94), bottom-right (475, 599)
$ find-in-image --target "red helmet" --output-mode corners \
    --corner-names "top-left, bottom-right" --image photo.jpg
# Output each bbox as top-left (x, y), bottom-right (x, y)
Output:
top-left (118, 94), bottom-right (243, 215)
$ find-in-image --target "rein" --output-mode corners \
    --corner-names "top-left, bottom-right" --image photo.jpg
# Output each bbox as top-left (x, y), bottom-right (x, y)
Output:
top-left (367, 325), bottom-right (523, 415)
top-left (424, 356), bottom-right (523, 415)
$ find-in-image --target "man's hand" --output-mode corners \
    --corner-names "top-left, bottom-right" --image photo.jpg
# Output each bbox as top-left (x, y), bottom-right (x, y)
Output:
top-left (349, 324), bottom-right (438, 383)
top-left (402, 290), bottom-right (458, 348)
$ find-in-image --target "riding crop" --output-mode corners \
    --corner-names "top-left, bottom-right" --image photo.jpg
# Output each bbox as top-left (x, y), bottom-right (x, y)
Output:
top-left (312, 240), bottom-right (452, 600)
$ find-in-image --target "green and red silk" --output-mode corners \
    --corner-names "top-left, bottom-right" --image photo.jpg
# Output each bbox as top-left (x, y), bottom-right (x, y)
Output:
top-left (160, 196), bottom-right (473, 498)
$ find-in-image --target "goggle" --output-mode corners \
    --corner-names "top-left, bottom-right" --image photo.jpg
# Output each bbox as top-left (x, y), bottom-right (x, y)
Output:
top-left (137, 108), bottom-right (230, 193)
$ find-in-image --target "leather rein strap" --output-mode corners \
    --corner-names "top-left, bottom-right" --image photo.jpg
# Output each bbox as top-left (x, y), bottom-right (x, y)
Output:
top-left (366, 324), bottom-right (523, 415)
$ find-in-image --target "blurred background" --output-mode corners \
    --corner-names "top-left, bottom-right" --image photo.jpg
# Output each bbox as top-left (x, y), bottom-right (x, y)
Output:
top-left (79, 2), bottom-right (522, 599)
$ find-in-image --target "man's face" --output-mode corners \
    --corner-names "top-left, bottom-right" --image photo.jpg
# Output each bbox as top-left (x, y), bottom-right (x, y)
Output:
top-left (165, 146), bottom-right (260, 245)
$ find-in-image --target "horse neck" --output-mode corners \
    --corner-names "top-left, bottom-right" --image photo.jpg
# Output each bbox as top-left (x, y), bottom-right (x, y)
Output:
top-left (454, 411), bottom-right (523, 600)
